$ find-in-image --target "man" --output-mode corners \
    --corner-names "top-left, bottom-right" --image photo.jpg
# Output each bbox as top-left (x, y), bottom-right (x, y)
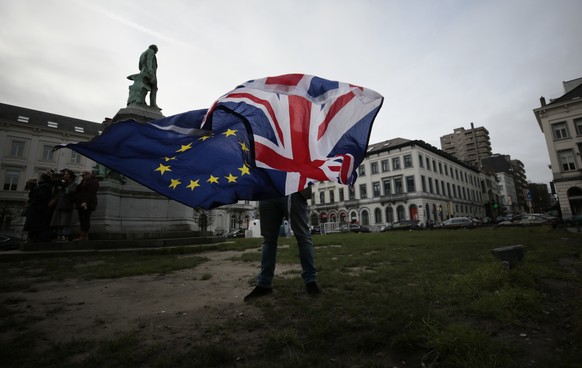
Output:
top-left (139, 44), bottom-right (158, 108)
top-left (127, 45), bottom-right (159, 108)
top-left (244, 188), bottom-right (320, 301)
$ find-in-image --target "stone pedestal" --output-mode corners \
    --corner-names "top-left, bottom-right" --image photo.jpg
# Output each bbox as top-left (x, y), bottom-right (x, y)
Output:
top-left (89, 105), bottom-right (199, 239)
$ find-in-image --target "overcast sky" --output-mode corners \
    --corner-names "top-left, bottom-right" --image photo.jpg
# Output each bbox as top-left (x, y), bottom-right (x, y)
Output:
top-left (1, 0), bottom-right (581, 185)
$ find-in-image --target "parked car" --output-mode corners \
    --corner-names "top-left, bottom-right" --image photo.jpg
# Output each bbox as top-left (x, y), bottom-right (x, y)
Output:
top-left (440, 217), bottom-right (477, 229)
top-left (518, 214), bottom-right (558, 226)
top-left (388, 220), bottom-right (423, 231)
top-left (309, 225), bottom-right (321, 234)
top-left (0, 234), bottom-right (21, 251)
top-left (339, 224), bottom-right (371, 233)
top-left (563, 214), bottom-right (582, 226)
top-left (224, 228), bottom-right (245, 238)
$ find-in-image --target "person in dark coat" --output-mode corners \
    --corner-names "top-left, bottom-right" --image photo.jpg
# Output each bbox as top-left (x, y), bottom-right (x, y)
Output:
top-left (23, 174), bottom-right (53, 242)
top-left (74, 169), bottom-right (99, 241)
top-left (50, 169), bottom-right (77, 241)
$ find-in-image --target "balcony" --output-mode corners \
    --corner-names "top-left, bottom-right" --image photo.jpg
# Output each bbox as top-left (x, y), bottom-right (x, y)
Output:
top-left (380, 193), bottom-right (409, 204)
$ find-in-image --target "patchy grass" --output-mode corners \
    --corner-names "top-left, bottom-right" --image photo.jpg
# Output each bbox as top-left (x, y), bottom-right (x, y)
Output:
top-left (0, 227), bottom-right (580, 367)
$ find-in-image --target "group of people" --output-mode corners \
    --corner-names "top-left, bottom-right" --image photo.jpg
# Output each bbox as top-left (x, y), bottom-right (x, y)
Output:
top-left (23, 168), bottom-right (99, 242)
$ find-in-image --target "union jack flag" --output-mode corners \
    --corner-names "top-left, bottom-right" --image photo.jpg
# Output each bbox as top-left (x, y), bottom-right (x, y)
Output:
top-left (56, 74), bottom-right (383, 209)
top-left (203, 74), bottom-right (384, 195)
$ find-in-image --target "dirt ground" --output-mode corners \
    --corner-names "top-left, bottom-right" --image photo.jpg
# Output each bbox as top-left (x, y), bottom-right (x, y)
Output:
top-left (4, 249), bottom-right (300, 350)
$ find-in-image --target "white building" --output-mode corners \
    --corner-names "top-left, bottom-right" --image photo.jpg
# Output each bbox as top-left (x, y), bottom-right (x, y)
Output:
top-left (309, 138), bottom-right (494, 228)
top-left (534, 77), bottom-right (582, 218)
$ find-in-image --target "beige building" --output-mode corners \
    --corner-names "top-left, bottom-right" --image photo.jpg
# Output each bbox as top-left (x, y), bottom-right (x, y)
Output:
top-left (533, 77), bottom-right (582, 219)
top-left (309, 138), bottom-right (498, 229)
top-left (440, 123), bottom-right (492, 168)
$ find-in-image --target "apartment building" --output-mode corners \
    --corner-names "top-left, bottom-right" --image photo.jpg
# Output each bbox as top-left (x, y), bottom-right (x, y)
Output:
top-left (309, 138), bottom-right (495, 228)
top-left (534, 77), bottom-right (582, 218)
top-left (440, 123), bottom-right (492, 168)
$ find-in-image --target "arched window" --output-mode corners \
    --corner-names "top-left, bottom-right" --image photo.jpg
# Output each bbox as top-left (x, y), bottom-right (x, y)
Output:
top-left (385, 206), bottom-right (394, 224)
top-left (350, 211), bottom-right (358, 223)
top-left (361, 210), bottom-right (370, 225)
top-left (396, 205), bottom-right (405, 221)
top-left (409, 204), bottom-right (418, 220)
top-left (374, 208), bottom-right (382, 224)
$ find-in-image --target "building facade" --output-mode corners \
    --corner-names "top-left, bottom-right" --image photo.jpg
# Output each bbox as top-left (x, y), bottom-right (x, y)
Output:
top-left (309, 138), bottom-right (492, 229)
top-left (440, 123), bottom-right (492, 168)
top-left (534, 77), bottom-right (582, 218)
top-left (0, 103), bottom-right (254, 235)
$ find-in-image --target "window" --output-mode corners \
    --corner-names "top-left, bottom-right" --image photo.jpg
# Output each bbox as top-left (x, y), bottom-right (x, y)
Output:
top-left (10, 141), bottom-right (25, 157)
top-left (373, 182), bottom-right (380, 197)
top-left (428, 178), bottom-right (434, 193)
top-left (432, 160), bottom-right (436, 171)
top-left (349, 188), bottom-right (356, 200)
top-left (383, 178), bottom-right (392, 195)
top-left (339, 188), bottom-right (344, 201)
top-left (41, 145), bottom-right (55, 161)
top-left (558, 149), bottom-right (576, 171)
top-left (426, 157), bottom-right (431, 170)
top-left (435, 179), bottom-right (440, 195)
top-left (359, 184), bottom-right (367, 199)
top-left (329, 190), bottom-right (335, 203)
top-left (381, 160), bottom-right (389, 172)
top-left (419, 154), bottom-right (424, 168)
top-left (394, 177), bottom-right (403, 194)
top-left (552, 122), bottom-right (569, 140)
top-left (445, 165), bottom-right (449, 176)
top-left (319, 192), bottom-right (325, 204)
top-left (371, 162), bottom-right (379, 174)
top-left (374, 208), bottom-right (382, 224)
top-left (358, 164), bottom-right (366, 176)
top-left (3, 170), bottom-right (19, 191)
top-left (71, 151), bottom-right (82, 164)
top-left (392, 157), bottom-right (401, 170)
top-left (405, 176), bottom-right (415, 192)
top-left (403, 154), bottom-right (412, 168)
top-left (575, 118), bottom-right (582, 136)
top-left (438, 162), bottom-right (443, 174)
top-left (421, 175), bottom-right (426, 192)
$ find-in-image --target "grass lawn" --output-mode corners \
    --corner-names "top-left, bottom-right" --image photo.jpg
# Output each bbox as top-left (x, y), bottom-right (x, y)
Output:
top-left (0, 227), bottom-right (581, 367)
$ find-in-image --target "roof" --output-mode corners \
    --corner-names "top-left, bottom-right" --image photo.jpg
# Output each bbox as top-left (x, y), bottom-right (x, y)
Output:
top-left (367, 137), bottom-right (480, 173)
top-left (0, 102), bottom-right (103, 136)
top-left (548, 82), bottom-right (582, 106)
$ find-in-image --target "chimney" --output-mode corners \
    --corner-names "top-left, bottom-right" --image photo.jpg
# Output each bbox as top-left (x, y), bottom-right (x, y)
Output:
top-left (540, 96), bottom-right (546, 107)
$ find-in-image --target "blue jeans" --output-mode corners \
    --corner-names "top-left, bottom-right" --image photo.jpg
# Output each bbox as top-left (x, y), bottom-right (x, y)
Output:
top-left (257, 192), bottom-right (317, 288)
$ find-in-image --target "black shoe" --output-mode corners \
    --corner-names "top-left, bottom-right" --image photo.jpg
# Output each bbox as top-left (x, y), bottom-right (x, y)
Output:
top-left (306, 282), bottom-right (321, 296)
top-left (244, 286), bottom-right (273, 301)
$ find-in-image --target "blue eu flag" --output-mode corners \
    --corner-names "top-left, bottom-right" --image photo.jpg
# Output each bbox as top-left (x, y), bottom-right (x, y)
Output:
top-left (58, 109), bottom-right (284, 209)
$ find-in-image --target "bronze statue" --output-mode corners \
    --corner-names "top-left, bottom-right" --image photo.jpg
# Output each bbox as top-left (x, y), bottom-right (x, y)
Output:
top-left (127, 45), bottom-right (159, 109)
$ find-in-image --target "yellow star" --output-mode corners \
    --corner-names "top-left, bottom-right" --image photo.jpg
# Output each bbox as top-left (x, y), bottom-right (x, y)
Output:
top-left (238, 164), bottom-right (250, 176)
top-left (176, 143), bottom-right (192, 152)
top-left (225, 173), bottom-right (238, 183)
top-left (164, 156), bottom-right (177, 162)
top-left (199, 134), bottom-right (213, 141)
top-left (239, 142), bottom-right (250, 152)
top-left (155, 163), bottom-right (172, 175)
top-left (207, 175), bottom-right (219, 184)
top-left (186, 179), bottom-right (200, 191)
top-left (223, 129), bottom-right (237, 137)
top-left (169, 178), bottom-right (181, 189)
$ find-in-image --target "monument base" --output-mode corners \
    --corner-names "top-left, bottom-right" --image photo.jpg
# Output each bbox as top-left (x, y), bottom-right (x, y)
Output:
top-left (87, 105), bottom-right (202, 240)
top-left (110, 104), bottom-right (164, 124)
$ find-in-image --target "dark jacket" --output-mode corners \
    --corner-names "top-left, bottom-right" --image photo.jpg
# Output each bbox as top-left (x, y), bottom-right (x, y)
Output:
top-left (76, 176), bottom-right (99, 211)
top-left (23, 179), bottom-right (52, 231)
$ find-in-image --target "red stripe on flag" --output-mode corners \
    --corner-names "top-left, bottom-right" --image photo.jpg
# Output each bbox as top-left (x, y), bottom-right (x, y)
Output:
top-left (317, 91), bottom-right (356, 140)
top-left (265, 74), bottom-right (304, 86)
top-left (227, 92), bottom-right (285, 146)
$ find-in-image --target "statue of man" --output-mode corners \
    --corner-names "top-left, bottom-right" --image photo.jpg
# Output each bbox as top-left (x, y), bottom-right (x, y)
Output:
top-left (127, 45), bottom-right (159, 109)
